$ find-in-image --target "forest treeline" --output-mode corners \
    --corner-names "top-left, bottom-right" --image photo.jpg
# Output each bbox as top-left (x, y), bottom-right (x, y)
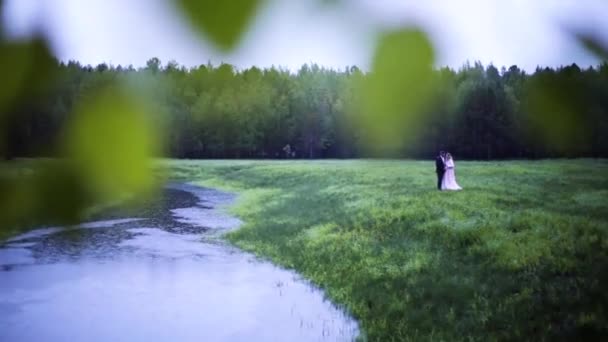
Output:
top-left (5, 58), bottom-right (608, 159)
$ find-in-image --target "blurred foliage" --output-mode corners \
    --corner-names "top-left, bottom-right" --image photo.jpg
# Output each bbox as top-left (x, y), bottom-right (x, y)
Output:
top-left (0, 39), bottom-right (54, 114)
top-left (0, 2), bottom-right (161, 230)
top-left (61, 87), bottom-right (161, 199)
top-left (0, 38), bottom-right (56, 163)
top-left (0, 160), bottom-right (92, 230)
top-left (525, 66), bottom-right (589, 153)
top-left (176, 0), bottom-right (264, 51)
top-left (525, 31), bottom-right (608, 155)
top-left (29, 161), bottom-right (92, 223)
top-left (576, 33), bottom-right (608, 61)
top-left (356, 29), bottom-right (435, 153)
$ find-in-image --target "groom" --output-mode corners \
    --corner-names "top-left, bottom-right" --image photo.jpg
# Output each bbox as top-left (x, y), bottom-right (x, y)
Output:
top-left (435, 151), bottom-right (446, 190)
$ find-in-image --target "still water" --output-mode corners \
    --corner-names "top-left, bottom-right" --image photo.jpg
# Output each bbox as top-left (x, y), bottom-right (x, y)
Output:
top-left (0, 183), bottom-right (359, 341)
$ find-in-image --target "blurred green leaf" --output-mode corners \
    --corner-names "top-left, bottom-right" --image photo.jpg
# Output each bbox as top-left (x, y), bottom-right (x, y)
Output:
top-left (0, 160), bottom-right (91, 229)
top-left (0, 43), bottom-right (33, 113)
top-left (576, 33), bottom-right (608, 61)
top-left (30, 161), bottom-right (92, 225)
top-left (0, 165), bottom-right (33, 229)
top-left (177, 0), bottom-right (263, 51)
top-left (524, 67), bottom-right (590, 153)
top-left (0, 39), bottom-right (56, 114)
top-left (356, 28), bottom-right (435, 153)
top-left (61, 87), bottom-right (160, 199)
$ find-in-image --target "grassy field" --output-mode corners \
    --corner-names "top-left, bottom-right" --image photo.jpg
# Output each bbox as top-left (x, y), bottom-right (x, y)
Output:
top-left (166, 159), bottom-right (608, 341)
top-left (3, 159), bottom-right (607, 340)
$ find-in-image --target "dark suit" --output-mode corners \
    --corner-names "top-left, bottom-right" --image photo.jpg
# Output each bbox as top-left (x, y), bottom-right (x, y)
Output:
top-left (435, 155), bottom-right (445, 190)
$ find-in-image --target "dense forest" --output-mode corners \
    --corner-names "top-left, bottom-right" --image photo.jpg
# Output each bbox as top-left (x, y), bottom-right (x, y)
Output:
top-left (5, 58), bottom-right (608, 159)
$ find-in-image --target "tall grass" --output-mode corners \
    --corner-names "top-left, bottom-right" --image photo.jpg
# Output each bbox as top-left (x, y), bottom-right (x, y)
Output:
top-left (168, 159), bottom-right (608, 341)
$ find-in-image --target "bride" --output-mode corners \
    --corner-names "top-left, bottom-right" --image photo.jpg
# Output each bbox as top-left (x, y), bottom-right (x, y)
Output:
top-left (441, 153), bottom-right (462, 191)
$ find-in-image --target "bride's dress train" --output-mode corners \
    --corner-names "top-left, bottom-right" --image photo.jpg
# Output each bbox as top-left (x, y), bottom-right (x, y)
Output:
top-left (441, 159), bottom-right (462, 191)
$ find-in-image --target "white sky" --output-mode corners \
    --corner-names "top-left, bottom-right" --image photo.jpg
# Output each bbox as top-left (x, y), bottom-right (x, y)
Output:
top-left (3, 0), bottom-right (608, 72)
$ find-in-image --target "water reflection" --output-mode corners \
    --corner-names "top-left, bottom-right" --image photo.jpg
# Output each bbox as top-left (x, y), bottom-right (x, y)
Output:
top-left (0, 183), bottom-right (359, 341)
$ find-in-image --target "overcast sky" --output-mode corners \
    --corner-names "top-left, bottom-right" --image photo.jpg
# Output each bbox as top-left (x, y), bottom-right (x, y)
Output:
top-left (3, 0), bottom-right (608, 72)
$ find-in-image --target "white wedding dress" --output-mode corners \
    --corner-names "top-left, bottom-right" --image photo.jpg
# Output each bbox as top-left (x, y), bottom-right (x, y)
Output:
top-left (441, 158), bottom-right (462, 191)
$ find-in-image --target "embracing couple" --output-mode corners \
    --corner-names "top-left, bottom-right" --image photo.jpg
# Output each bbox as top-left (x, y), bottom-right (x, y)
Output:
top-left (435, 151), bottom-right (462, 191)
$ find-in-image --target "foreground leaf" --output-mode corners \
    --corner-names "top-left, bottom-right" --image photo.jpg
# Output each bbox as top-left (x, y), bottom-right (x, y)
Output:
top-left (524, 65), bottom-right (591, 154)
top-left (0, 39), bottom-right (55, 114)
top-left (177, 0), bottom-right (263, 51)
top-left (62, 87), bottom-right (160, 199)
top-left (0, 160), bottom-right (92, 230)
top-left (356, 29), bottom-right (435, 153)
top-left (576, 33), bottom-right (608, 61)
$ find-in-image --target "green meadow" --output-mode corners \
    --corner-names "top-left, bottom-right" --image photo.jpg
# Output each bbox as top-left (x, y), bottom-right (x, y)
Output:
top-left (167, 159), bottom-right (608, 341)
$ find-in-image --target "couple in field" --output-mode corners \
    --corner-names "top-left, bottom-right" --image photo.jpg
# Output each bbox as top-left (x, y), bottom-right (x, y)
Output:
top-left (435, 151), bottom-right (462, 191)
